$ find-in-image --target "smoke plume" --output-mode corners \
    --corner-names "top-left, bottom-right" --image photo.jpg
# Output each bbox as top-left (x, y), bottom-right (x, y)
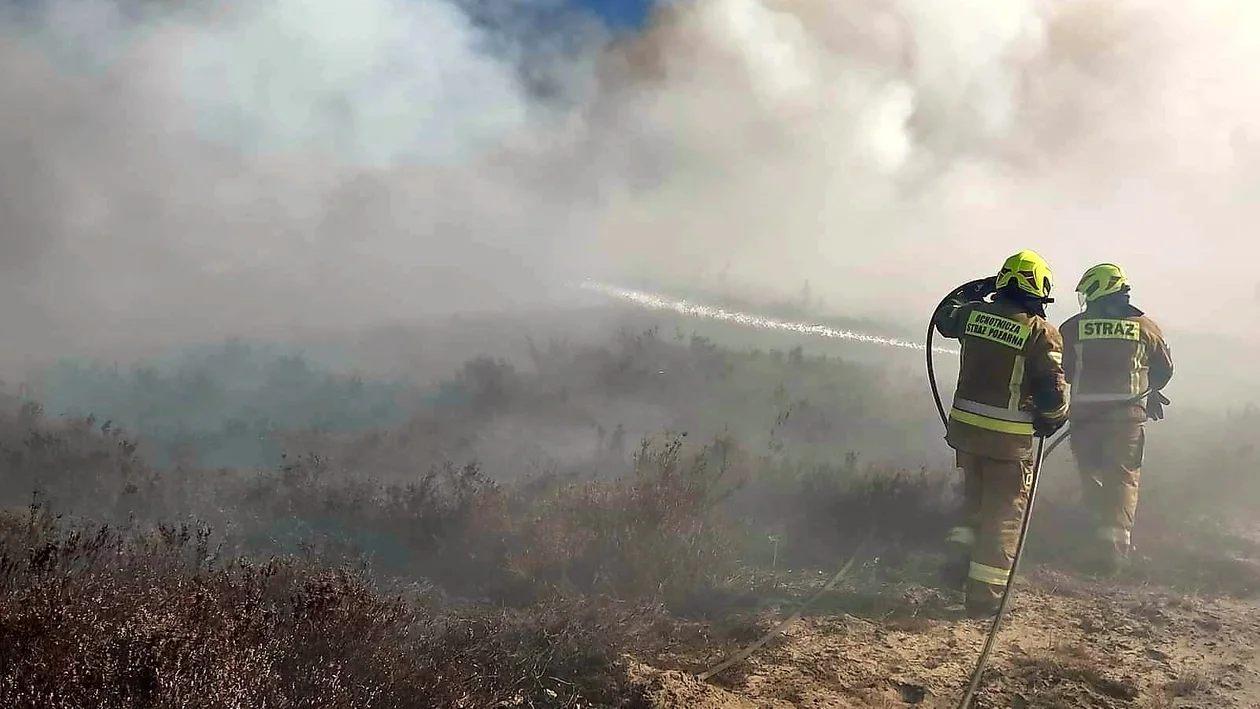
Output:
top-left (1, 0), bottom-right (1258, 384)
top-left (589, 0), bottom-right (1260, 334)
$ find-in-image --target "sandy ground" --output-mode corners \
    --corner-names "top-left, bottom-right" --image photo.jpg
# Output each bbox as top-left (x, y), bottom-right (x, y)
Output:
top-left (628, 562), bottom-right (1260, 709)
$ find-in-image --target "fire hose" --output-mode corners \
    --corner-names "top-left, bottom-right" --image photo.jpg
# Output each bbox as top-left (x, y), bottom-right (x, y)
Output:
top-left (696, 539), bottom-right (869, 682)
top-left (688, 280), bottom-right (1153, 694)
top-left (926, 279), bottom-right (1151, 709)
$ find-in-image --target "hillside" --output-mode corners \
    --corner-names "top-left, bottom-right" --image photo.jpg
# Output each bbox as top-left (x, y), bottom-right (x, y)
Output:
top-left (3, 309), bottom-right (1259, 708)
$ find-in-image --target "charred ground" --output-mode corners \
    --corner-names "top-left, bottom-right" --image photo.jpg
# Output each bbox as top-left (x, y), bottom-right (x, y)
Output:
top-left (2, 313), bottom-right (1258, 708)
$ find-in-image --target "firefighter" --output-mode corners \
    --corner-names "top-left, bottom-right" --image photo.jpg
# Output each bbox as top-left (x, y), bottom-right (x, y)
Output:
top-left (1060, 263), bottom-right (1173, 574)
top-left (933, 250), bottom-right (1069, 617)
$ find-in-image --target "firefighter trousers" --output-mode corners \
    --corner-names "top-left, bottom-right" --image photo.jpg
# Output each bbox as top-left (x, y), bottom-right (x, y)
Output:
top-left (1068, 420), bottom-right (1144, 556)
top-left (945, 451), bottom-right (1033, 611)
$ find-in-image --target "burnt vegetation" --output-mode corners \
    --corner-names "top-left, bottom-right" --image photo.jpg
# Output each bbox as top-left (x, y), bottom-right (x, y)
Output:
top-left (1, 326), bottom-right (1256, 707)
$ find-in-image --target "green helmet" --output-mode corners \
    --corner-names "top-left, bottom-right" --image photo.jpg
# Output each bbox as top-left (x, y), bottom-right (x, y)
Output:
top-left (996, 250), bottom-right (1054, 301)
top-left (1075, 263), bottom-right (1128, 309)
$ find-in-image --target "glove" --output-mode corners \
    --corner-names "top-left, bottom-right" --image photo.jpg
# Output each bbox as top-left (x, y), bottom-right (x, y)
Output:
top-left (1034, 415), bottom-right (1066, 438)
top-left (1146, 391), bottom-right (1170, 421)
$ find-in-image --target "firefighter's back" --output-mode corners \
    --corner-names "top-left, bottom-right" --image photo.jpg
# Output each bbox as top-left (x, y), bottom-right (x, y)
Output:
top-left (947, 297), bottom-right (1055, 461)
top-left (1062, 308), bottom-right (1168, 422)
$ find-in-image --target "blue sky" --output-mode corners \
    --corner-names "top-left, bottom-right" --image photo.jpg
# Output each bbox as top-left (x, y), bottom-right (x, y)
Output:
top-left (570, 0), bottom-right (655, 29)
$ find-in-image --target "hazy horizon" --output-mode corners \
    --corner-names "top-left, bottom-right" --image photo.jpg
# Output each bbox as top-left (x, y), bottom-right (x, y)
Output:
top-left (0, 0), bottom-right (1256, 403)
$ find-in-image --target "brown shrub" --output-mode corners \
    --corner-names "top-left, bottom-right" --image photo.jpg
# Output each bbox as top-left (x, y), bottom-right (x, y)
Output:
top-left (0, 400), bottom-right (161, 521)
top-left (0, 507), bottom-right (654, 709)
top-left (506, 434), bottom-right (743, 607)
top-left (726, 455), bottom-right (955, 570)
top-left (173, 432), bottom-right (744, 610)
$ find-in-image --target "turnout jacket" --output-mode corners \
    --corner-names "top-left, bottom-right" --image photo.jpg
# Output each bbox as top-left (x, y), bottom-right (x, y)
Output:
top-left (1060, 301), bottom-right (1173, 423)
top-left (934, 293), bottom-right (1070, 461)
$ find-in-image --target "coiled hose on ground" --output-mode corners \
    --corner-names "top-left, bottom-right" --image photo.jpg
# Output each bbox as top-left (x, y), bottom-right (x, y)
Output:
top-left (926, 282), bottom-right (1148, 709)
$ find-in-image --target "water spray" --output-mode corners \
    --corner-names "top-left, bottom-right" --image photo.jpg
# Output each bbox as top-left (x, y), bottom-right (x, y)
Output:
top-left (581, 281), bottom-right (957, 354)
top-left (588, 277), bottom-right (1152, 701)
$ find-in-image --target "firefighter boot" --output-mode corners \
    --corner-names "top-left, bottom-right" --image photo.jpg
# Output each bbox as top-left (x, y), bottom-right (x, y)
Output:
top-left (966, 602), bottom-right (1000, 620)
top-left (964, 583), bottom-right (1002, 619)
top-left (939, 555), bottom-right (969, 592)
top-left (939, 529), bottom-right (973, 591)
top-left (1081, 532), bottom-right (1131, 577)
top-left (1097, 535), bottom-right (1132, 576)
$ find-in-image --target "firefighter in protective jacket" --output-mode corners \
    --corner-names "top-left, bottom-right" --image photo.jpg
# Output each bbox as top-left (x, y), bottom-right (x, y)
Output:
top-left (1060, 263), bottom-right (1173, 573)
top-left (933, 250), bottom-right (1070, 617)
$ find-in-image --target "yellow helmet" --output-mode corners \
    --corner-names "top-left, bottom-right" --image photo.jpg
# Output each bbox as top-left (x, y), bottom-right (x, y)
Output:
top-left (995, 249), bottom-right (1054, 301)
top-left (1075, 263), bottom-right (1128, 307)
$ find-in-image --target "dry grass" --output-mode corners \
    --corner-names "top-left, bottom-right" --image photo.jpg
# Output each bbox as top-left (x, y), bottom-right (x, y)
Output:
top-left (0, 503), bottom-right (663, 709)
top-left (0, 389), bottom-right (749, 707)
top-left (1164, 667), bottom-right (1211, 698)
top-left (4, 328), bottom-right (1260, 706)
top-left (1009, 643), bottom-right (1141, 704)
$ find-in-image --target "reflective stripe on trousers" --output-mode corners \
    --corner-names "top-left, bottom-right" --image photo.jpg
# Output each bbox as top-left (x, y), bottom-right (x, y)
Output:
top-left (969, 561), bottom-right (1011, 587)
top-left (950, 397), bottom-right (1035, 436)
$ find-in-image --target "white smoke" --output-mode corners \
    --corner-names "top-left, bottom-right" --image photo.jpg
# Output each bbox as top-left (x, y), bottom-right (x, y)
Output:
top-left (585, 0), bottom-right (1260, 337)
top-left (2, 0), bottom-right (1259, 382)
top-left (0, 0), bottom-right (603, 371)
top-left (175, 0), bottom-right (533, 166)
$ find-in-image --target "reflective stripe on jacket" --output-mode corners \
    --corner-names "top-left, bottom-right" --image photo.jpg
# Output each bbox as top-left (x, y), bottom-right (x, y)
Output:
top-left (933, 294), bottom-right (1069, 460)
top-left (951, 396), bottom-right (1034, 436)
